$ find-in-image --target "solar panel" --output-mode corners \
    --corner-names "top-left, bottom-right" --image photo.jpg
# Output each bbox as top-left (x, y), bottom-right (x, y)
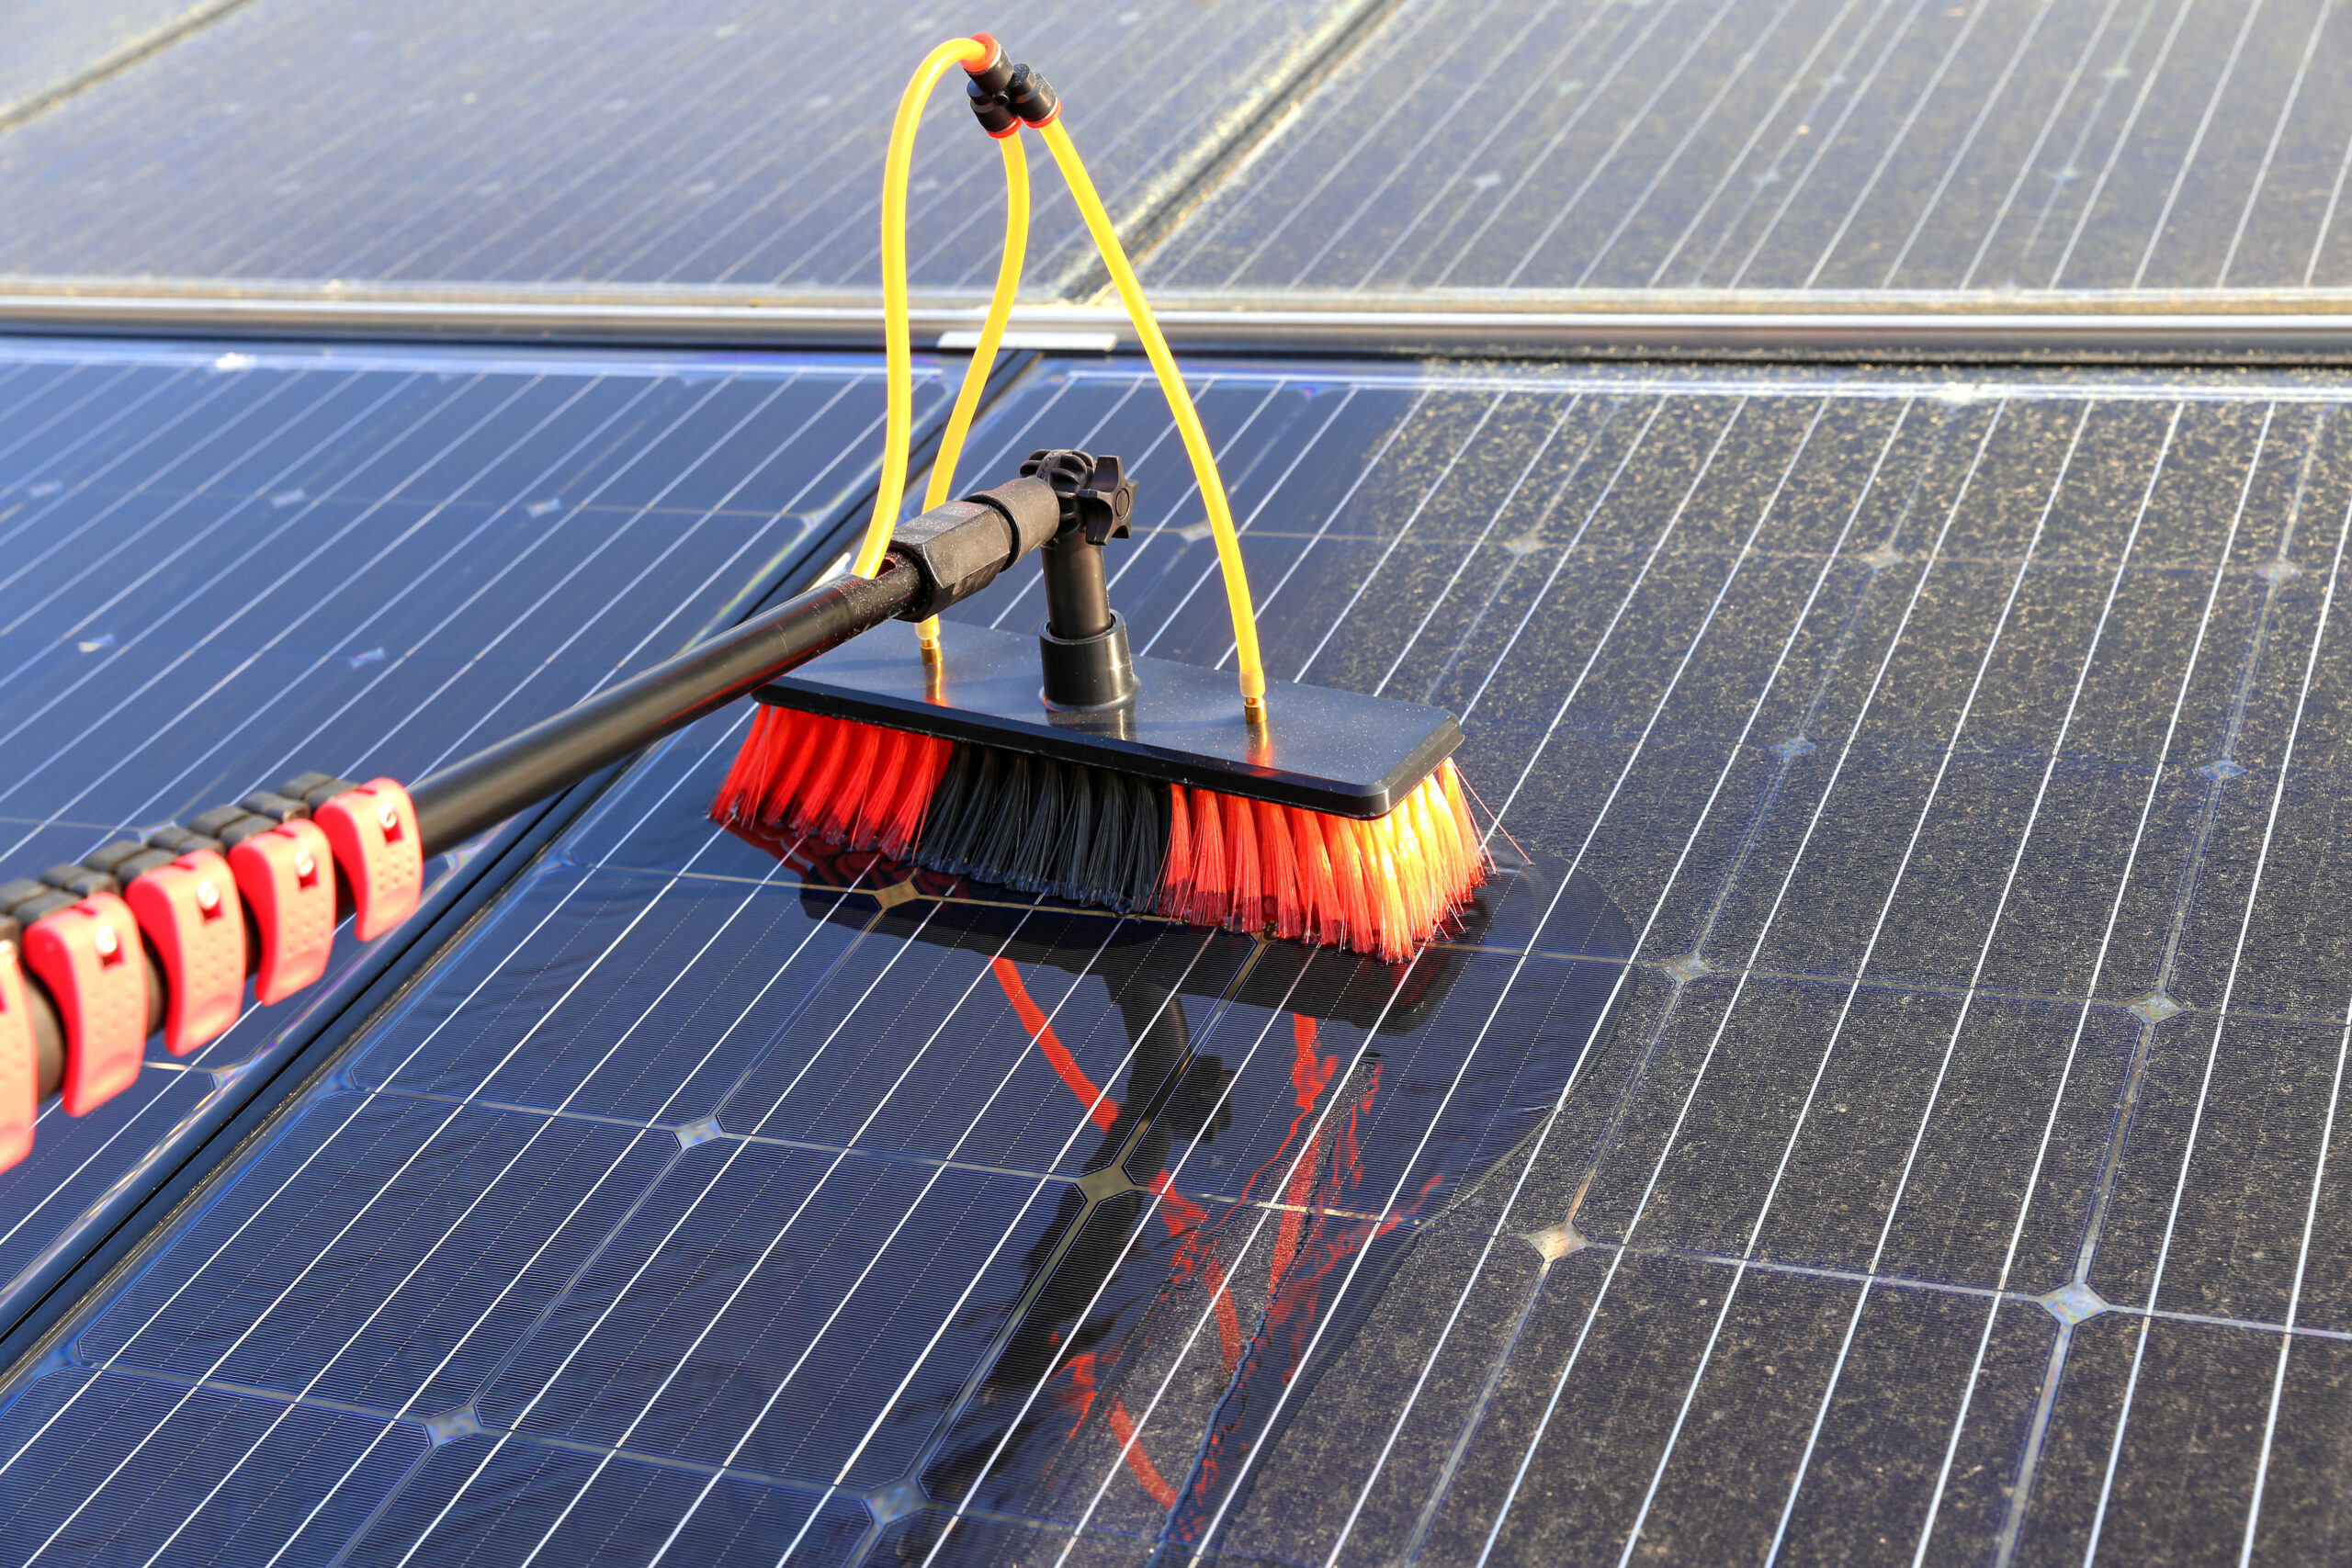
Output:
top-left (1146, 0), bottom-right (2352, 297)
top-left (0, 334), bottom-right (945, 1362)
top-left (12, 354), bottom-right (2350, 1562)
top-left (0, 0), bottom-right (1366, 295)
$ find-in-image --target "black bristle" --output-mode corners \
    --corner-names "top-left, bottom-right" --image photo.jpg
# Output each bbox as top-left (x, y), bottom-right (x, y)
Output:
top-left (901, 738), bottom-right (1170, 911)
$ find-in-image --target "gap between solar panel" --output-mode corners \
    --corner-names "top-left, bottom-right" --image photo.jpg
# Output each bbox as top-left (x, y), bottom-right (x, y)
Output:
top-left (0, 36), bottom-right (1486, 1196)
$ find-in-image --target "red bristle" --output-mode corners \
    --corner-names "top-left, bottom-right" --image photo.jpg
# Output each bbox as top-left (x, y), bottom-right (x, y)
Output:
top-left (758, 710), bottom-right (828, 828)
top-left (788, 717), bottom-right (855, 834)
top-left (713, 705), bottom-right (780, 822)
top-left (1321, 812), bottom-right (1372, 953)
top-left (1161, 785), bottom-right (1193, 917)
top-left (818, 724), bottom-right (885, 842)
top-left (878, 733), bottom-right (950, 859)
top-left (1159, 785), bottom-right (1194, 919)
top-left (1188, 786), bottom-right (1229, 927)
top-left (851, 728), bottom-right (910, 846)
top-left (1289, 806), bottom-right (1342, 945)
top-left (1223, 793), bottom-right (1261, 934)
top-left (1256, 798), bottom-right (1304, 942)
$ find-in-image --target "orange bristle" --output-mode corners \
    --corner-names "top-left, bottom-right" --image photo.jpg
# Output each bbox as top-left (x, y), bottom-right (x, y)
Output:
top-left (1290, 805), bottom-right (1342, 946)
top-left (1257, 798), bottom-right (1304, 942)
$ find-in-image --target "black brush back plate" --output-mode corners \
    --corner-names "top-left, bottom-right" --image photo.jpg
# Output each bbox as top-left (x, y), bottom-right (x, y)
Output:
top-left (756, 618), bottom-right (1462, 818)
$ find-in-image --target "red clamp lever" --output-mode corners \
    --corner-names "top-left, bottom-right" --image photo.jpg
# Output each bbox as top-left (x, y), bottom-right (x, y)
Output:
top-left (0, 931), bottom-right (35, 1171)
top-left (126, 851), bottom-right (246, 1055)
top-left (230, 819), bottom-right (335, 1006)
top-left (316, 780), bottom-right (423, 942)
top-left (23, 895), bottom-right (146, 1117)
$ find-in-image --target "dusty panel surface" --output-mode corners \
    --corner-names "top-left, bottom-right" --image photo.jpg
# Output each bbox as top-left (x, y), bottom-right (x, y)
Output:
top-left (10, 355), bottom-right (2352, 1563)
top-left (0, 0), bottom-right (220, 119)
top-left (0, 336), bottom-right (940, 1366)
top-left (0, 0), bottom-right (1363, 295)
top-left (1147, 0), bottom-right (2352, 299)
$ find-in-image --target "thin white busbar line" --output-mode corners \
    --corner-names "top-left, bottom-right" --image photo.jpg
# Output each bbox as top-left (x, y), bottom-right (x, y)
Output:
top-left (1464, 399), bottom-right (2012, 1567)
top-left (1350, 0), bottom-right (1629, 289)
top-left (0, 371), bottom-right (559, 849)
top-left (1955, 0), bottom-right (2129, 289)
top-left (1323, 396), bottom-right (1891, 1568)
top-left (1616, 400), bottom-right (2088, 1567)
top-left (1798, 0), bottom-right (1995, 290)
top-left (1985, 405), bottom-right (2272, 1568)
top-left (1646, 0), bottom-right (1877, 287)
top-left (2238, 998), bottom-right (2352, 1560)
top-left (914, 970), bottom-right (1315, 1568)
top-left (1287, 392), bottom-right (1508, 683)
top-left (1878, 0), bottom-right (2064, 288)
top-left (2129, 0), bottom-right (2269, 289)
top-left (2045, 0), bottom-right (2199, 290)
top-left (1430, 0), bottom-right (1694, 290)
top-left (1570, 0), bottom-right (1809, 290)
top-left (175, 821), bottom-right (865, 1567)
top-left (2216, 0), bottom-right (2335, 287)
top-left (644, 919), bottom-right (1169, 1567)
top-left (1371, 398), bottom-right (1589, 695)
top-left (10, 724), bottom-right (765, 1559)
top-left (2082, 453), bottom-right (2352, 1566)
top-left (1767, 400), bottom-right (2197, 1568)
top-left (481, 900), bottom-right (1007, 1568)
top-left (1497, 0), bottom-right (1749, 291)
top-left (1618, 404), bottom-right (2088, 1568)
top-left (1721, 0), bottom-right (1937, 290)
top-left (1169, 398), bottom-right (1826, 1565)
top-left (2304, 97), bottom-right (2352, 286)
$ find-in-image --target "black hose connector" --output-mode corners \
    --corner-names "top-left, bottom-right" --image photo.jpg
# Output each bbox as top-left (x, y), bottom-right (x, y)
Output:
top-left (1021, 449), bottom-right (1139, 712)
top-left (964, 33), bottom-right (1021, 138)
top-left (1005, 63), bottom-right (1058, 129)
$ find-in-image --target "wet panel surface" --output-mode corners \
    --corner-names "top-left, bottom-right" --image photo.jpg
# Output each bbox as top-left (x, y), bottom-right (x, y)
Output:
top-left (11, 356), bottom-right (2352, 1564)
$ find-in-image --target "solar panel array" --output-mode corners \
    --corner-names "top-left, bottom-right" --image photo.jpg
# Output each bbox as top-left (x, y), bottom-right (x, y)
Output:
top-left (0, 335), bottom-right (942, 1362)
top-left (0, 0), bottom-right (213, 122)
top-left (0, 0), bottom-right (1365, 295)
top-left (1147, 0), bottom-right (2352, 298)
top-left (9, 356), bottom-right (2350, 1563)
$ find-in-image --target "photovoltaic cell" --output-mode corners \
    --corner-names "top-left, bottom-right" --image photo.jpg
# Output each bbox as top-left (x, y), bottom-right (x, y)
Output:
top-left (0, 0), bottom-right (1365, 295)
top-left (1146, 0), bottom-right (2352, 297)
top-left (0, 0), bottom-right (208, 118)
top-left (0, 334), bottom-right (947, 1361)
top-left (12, 354), bottom-right (2352, 1564)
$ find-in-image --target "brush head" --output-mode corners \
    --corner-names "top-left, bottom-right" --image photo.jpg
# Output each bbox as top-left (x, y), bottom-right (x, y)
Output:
top-left (714, 621), bottom-right (1487, 959)
top-left (752, 618), bottom-right (1461, 818)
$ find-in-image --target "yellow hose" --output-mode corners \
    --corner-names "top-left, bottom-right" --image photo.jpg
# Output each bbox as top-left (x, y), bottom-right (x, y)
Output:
top-left (916, 132), bottom-right (1029, 653)
top-left (851, 36), bottom-right (990, 584)
top-left (1038, 118), bottom-right (1267, 718)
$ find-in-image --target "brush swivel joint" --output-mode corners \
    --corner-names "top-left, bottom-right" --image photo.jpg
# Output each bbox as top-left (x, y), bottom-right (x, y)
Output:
top-left (1023, 449), bottom-right (1139, 713)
